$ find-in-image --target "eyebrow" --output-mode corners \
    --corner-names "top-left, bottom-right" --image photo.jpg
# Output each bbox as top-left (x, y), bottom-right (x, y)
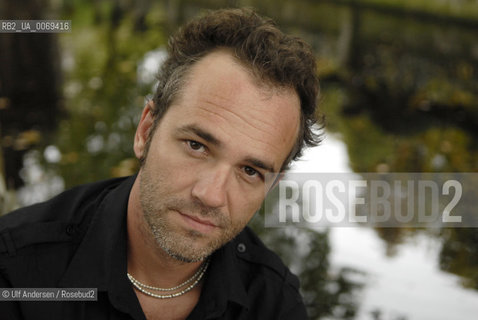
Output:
top-left (244, 157), bottom-right (276, 174)
top-left (177, 124), bottom-right (277, 173)
top-left (177, 124), bottom-right (222, 147)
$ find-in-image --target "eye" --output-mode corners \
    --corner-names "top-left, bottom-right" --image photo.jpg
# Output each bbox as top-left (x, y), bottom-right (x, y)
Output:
top-left (244, 166), bottom-right (257, 176)
top-left (243, 166), bottom-right (263, 180)
top-left (186, 140), bottom-right (207, 153)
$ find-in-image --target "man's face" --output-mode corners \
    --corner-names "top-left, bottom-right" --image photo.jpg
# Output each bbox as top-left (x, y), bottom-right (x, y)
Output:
top-left (134, 50), bottom-right (300, 262)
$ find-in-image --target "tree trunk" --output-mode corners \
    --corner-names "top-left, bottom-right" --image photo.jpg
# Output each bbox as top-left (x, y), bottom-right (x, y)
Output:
top-left (0, 0), bottom-right (62, 189)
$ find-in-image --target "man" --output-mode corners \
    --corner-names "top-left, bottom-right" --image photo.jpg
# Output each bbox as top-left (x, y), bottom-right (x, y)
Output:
top-left (0, 8), bottom-right (320, 320)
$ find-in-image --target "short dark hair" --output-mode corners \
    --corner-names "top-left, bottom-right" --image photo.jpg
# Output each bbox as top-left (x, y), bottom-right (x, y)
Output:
top-left (147, 8), bottom-right (322, 170)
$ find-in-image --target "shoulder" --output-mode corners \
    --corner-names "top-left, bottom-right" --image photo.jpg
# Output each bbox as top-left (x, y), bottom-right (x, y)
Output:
top-left (0, 176), bottom-right (130, 286)
top-left (0, 177), bottom-right (128, 230)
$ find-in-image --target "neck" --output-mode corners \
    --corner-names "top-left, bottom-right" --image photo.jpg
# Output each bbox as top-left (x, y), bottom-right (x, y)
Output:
top-left (126, 177), bottom-right (204, 288)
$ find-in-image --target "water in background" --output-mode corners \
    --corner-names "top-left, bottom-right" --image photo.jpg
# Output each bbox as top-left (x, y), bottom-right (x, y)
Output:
top-left (293, 134), bottom-right (478, 320)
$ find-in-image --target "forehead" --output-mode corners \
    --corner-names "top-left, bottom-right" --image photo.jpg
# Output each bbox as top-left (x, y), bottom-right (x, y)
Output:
top-left (165, 50), bottom-right (301, 170)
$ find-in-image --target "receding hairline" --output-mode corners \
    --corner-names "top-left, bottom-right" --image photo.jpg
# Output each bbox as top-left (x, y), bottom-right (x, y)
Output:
top-left (169, 47), bottom-right (300, 108)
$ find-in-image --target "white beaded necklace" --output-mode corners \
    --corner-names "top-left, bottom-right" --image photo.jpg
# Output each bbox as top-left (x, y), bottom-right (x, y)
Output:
top-left (127, 258), bottom-right (210, 299)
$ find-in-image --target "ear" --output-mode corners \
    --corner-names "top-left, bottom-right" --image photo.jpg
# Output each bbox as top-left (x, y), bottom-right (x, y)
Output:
top-left (134, 100), bottom-right (155, 160)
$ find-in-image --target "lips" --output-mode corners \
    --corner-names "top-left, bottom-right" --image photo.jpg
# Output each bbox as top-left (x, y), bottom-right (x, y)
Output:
top-left (175, 210), bottom-right (219, 234)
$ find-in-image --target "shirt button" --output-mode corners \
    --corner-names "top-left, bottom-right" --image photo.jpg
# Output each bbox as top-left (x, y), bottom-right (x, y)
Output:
top-left (66, 224), bottom-right (77, 235)
top-left (237, 243), bottom-right (246, 253)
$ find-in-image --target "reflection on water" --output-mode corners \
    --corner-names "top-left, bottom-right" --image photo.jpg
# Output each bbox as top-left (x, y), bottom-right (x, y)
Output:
top-left (294, 135), bottom-right (478, 320)
top-left (331, 228), bottom-right (478, 320)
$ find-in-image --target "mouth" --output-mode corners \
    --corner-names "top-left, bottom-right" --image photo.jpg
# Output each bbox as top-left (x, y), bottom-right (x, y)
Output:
top-left (175, 210), bottom-right (219, 234)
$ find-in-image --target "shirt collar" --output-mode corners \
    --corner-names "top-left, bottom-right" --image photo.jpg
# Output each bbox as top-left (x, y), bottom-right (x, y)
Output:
top-left (58, 175), bottom-right (136, 290)
top-left (196, 235), bottom-right (250, 318)
top-left (59, 175), bottom-right (144, 318)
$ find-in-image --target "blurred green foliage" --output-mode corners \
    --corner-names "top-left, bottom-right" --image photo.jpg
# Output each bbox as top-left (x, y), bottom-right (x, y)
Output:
top-left (7, 0), bottom-right (476, 190)
top-left (2, 0), bottom-right (478, 319)
top-left (55, 0), bottom-right (167, 187)
top-left (440, 228), bottom-right (478, 290)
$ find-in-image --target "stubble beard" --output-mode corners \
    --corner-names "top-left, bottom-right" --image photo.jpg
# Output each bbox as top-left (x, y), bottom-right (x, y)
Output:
top-left (139, 165), bottom-right (246, 263)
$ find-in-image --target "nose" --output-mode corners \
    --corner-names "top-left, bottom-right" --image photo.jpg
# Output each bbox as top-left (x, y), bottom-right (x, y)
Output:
top-left (191, 165), bottom-right (229, 209)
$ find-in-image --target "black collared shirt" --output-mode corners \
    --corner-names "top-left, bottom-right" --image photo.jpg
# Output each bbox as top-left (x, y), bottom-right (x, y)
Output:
top-left (0, 176), bottom-right (307, 319)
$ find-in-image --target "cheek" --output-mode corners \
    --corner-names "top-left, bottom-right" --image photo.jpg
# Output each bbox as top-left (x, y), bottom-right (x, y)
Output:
top-left (147, 140), bottom-right (196, 189)
top-left (152, 160), bottom-right (194, 194)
